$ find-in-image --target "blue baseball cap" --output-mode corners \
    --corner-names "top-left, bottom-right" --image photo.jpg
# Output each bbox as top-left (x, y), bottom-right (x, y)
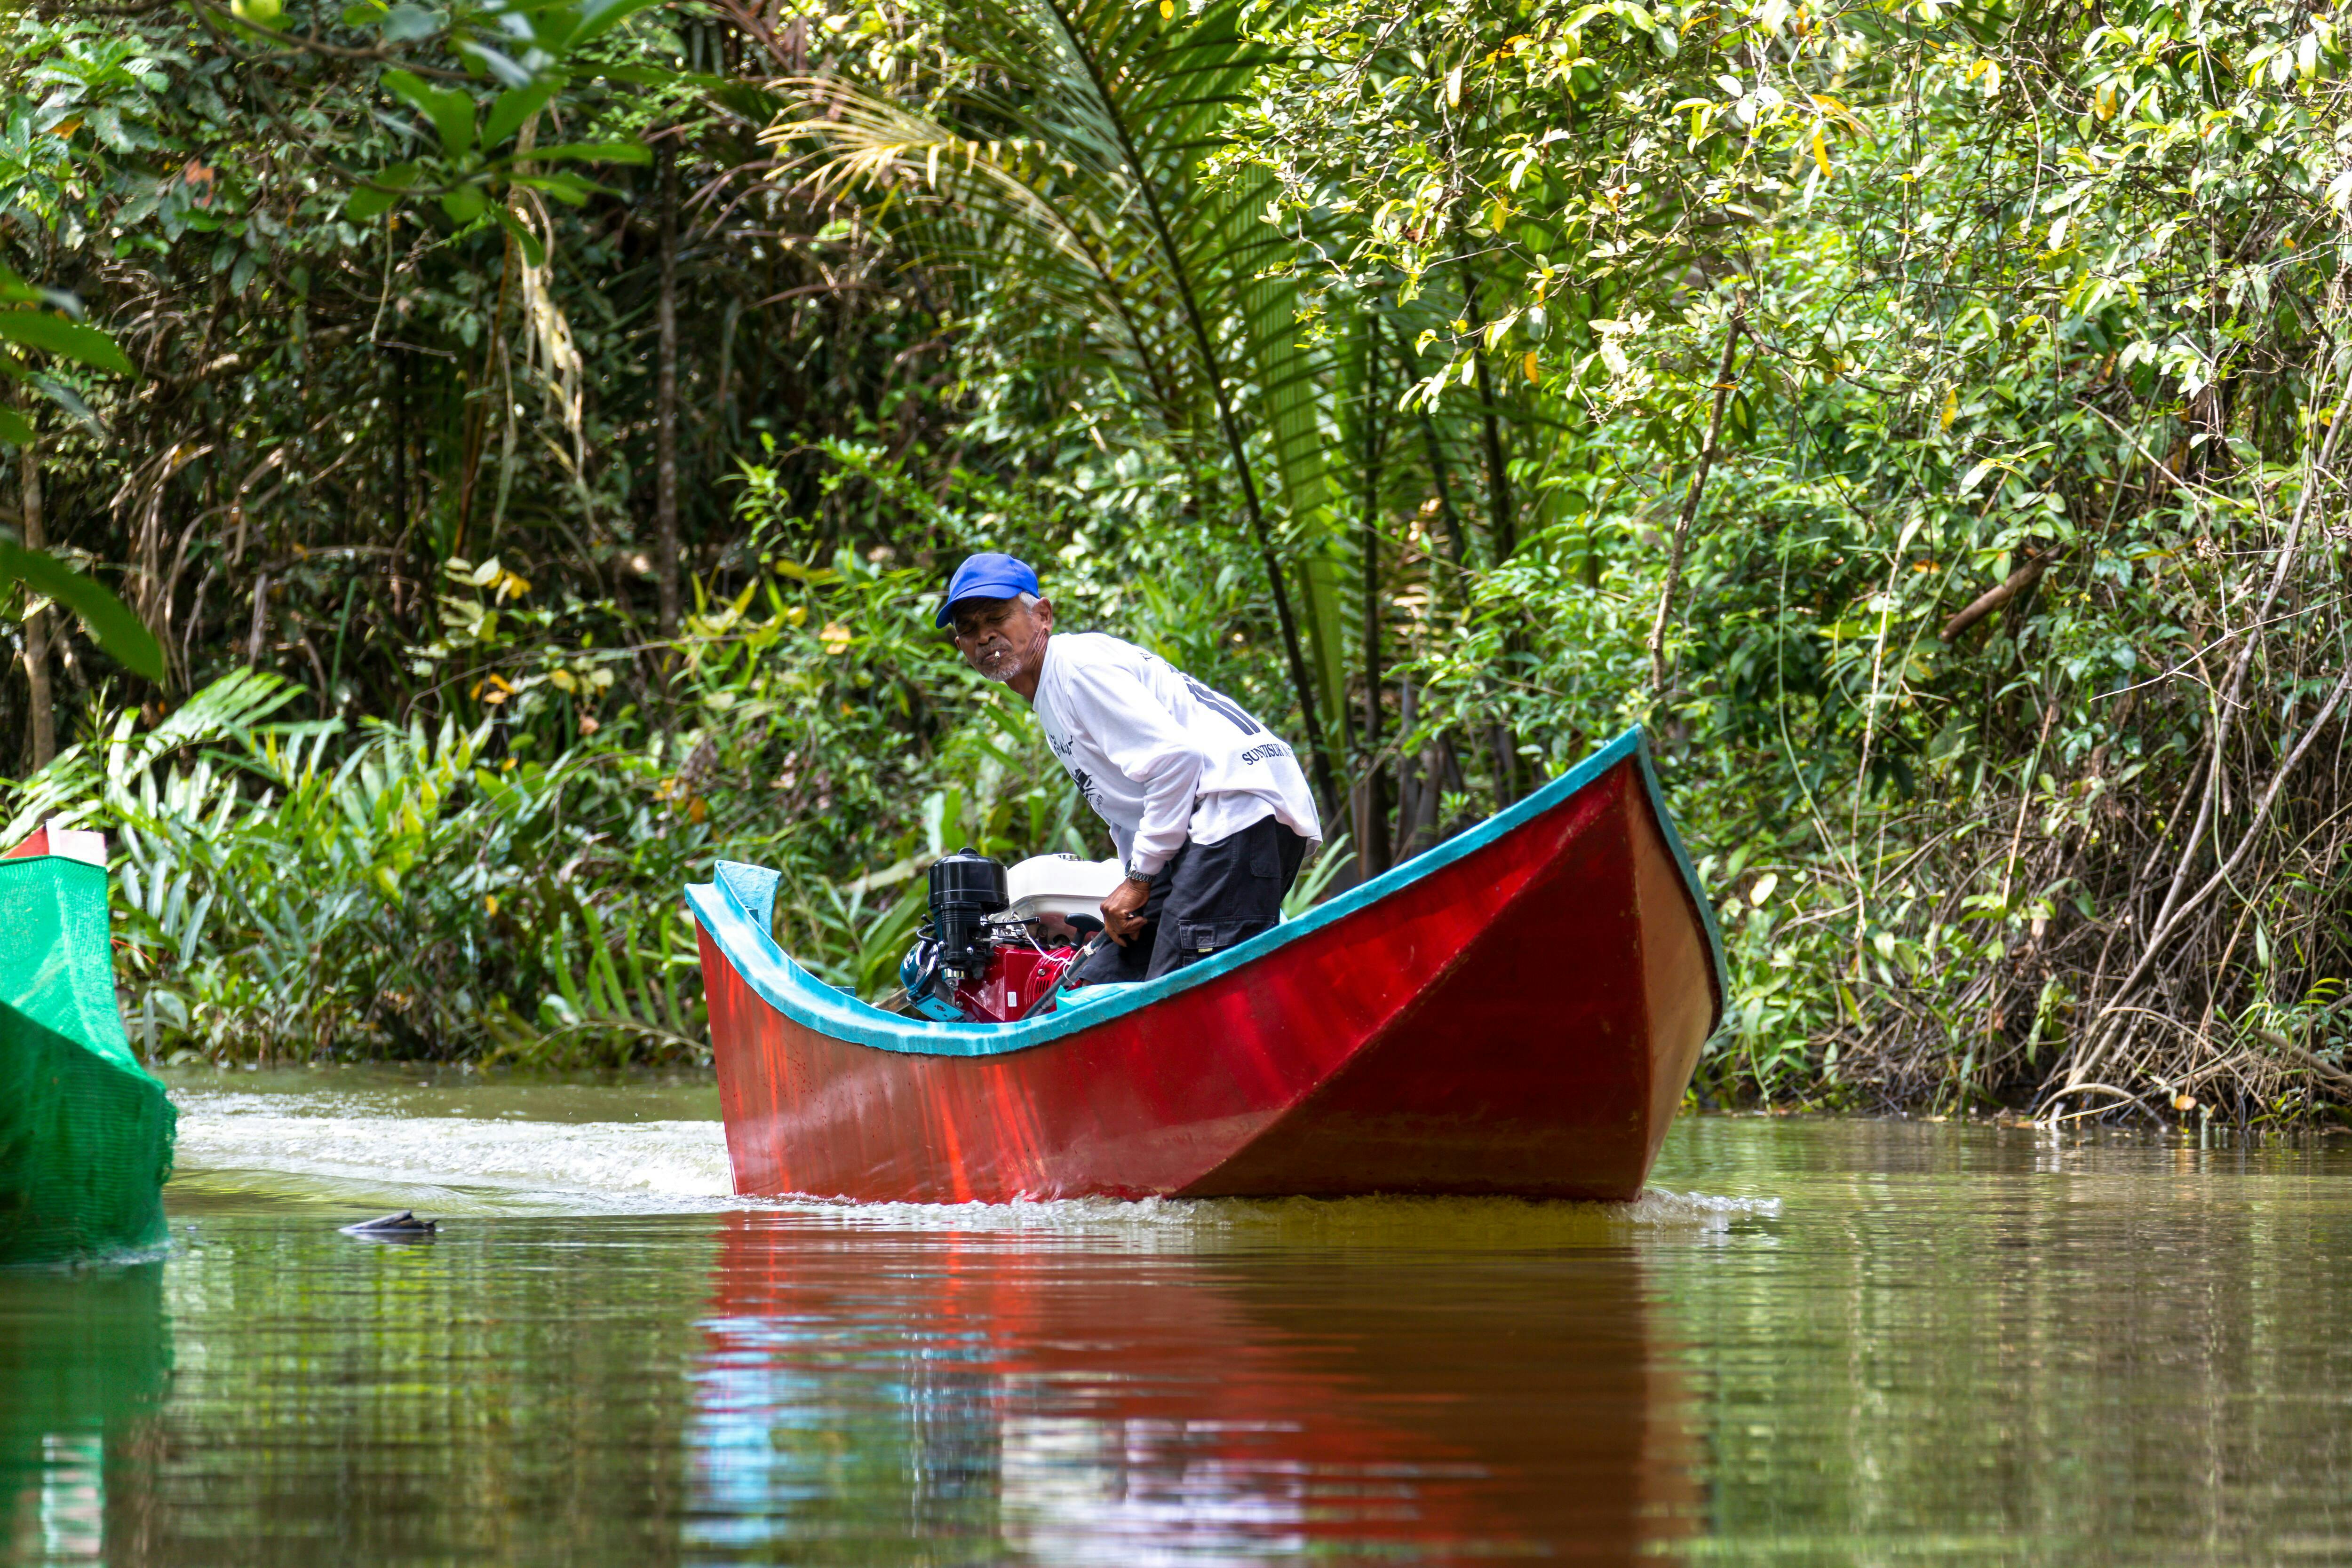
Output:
top-left (935, 552), bottom-right (1041, 627)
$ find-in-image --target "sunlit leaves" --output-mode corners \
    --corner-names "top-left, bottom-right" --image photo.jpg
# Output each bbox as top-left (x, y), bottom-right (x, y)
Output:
top-left (333, 3), bottom-right (654, 226)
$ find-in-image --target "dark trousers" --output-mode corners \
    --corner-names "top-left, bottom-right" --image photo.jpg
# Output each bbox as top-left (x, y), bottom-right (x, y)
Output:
top-left (1071, 815), bottom-right (1312, 985)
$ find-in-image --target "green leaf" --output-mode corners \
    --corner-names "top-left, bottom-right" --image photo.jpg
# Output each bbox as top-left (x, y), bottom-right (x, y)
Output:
top-left (595, 63), bottom-right (675, 87)
top-left (345, 162), bottom-right (416, 220)
top-left (508, 173), bottom-right (595, 206)
top-left (483, 77), bottom-right (560, 150)
top-left (0, 407), bottom-right (29, 446)
top-left (710, 83), bottom-right (781, 123)
top-left (28, 375), bottom-right (101, 436)
top-left (457, 40), bottom-right (535, 89)
top-left (0, 542), bottom-right (165, 681)
top-left (526, 140), bottom-right (651, 165)
top-left (381, 69), bottom-right (475, 158)
top-left (488, 204), bottom-right (546, 267)
top-left (571, 0), bottom-right (667, 47)
top-left (380, 2), bottom-right (440, 41)
top-left (439, 184), bottom-right (488, 224)
top-left (0, 312), bottom-right (132, 376)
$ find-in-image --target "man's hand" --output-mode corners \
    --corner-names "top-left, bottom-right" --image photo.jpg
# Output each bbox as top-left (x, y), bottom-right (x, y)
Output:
top-left (1099, 875), bottom-right (1152, 946)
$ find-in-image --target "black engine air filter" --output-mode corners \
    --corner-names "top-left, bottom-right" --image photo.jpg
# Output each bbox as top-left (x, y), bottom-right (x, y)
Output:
top-left (928, 847), bottom-right (1009, 979)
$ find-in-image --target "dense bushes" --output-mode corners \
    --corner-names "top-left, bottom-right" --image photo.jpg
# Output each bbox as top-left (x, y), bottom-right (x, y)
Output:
top-left (3, 0), bottom-right (2351, 1122)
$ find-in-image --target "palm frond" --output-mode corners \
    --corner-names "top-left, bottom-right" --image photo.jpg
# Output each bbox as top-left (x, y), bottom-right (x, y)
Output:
top-left (762, 0), bottom-right (1348, 800)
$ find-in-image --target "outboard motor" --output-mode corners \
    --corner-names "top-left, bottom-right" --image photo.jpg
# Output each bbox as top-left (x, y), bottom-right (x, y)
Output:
top-left (897, 850), bottom-right (1100, 1024)
top-left (928, 847), bottom-right (1009, 981)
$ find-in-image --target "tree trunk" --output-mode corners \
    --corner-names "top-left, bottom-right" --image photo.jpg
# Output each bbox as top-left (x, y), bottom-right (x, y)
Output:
top-left (1355, 312), bottom-right (1391, 880)
top-left (1458, 247), bottom-right (1521, 806)
top-left (655, 135), bottom-right (683, 642)
top-left (246, 572), bottom-right (270, 668)
top-left (1437, 734), bottom-right (1469, 833)
top-left (1392, 676), bottom-right (1422, 859)
top-left (20, 437), bottom-right (52, 770)
top-left (1417, 409), bottom-right (1518, 811)
top-left (452, 256), bottom-right (512, 560)
top-left (390, 349), bottom-right (408, 546)
top-left (1461, 266), bottom-right (1517, 565)
top-left (1417, 413), bottom-right (1470, 591)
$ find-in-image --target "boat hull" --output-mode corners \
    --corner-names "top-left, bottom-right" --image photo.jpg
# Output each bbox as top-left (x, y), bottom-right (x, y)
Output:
top-left (694, 729), bottom-right (1722, 1204)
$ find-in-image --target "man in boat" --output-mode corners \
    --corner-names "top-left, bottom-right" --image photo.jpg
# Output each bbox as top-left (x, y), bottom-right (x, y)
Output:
top-left (940, 552), bottom-right (1323, 983)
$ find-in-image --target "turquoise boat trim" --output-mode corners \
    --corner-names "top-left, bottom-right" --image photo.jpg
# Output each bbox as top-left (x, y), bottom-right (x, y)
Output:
top-left (714, 862), bottom-right (781, 937)
top-left (1054, 981), bottom-right (1140, 1014)
top-left (684, 725), bottom-right (1726, 1058)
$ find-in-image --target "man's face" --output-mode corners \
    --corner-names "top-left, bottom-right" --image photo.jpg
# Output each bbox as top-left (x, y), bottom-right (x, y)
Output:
top-left (950, 595), bottom-right (1052, 684)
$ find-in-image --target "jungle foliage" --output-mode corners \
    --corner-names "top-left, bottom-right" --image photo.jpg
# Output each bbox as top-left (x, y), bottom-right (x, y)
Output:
top-left (1, 0), bottom-right (2348, 1126)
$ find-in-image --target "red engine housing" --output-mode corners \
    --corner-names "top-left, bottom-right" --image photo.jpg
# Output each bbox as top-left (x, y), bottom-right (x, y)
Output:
top-left (951, 941), bottom-right (1083, 1023)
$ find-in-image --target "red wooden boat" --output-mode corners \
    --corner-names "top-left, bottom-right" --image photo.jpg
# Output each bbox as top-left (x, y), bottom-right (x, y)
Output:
top-left (687, 727), bottom-right (1724, 1203)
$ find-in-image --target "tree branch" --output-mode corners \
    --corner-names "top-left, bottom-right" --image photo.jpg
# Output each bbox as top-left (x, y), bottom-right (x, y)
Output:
top-left (1939, 546), bottom-right (2059, 642)
top-left (1649, 299), bottom-right (1744, 694)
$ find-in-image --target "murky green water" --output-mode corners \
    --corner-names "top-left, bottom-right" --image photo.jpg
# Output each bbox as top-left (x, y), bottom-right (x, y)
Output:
top-left (5, 1075), bottom-right (2352, 1565)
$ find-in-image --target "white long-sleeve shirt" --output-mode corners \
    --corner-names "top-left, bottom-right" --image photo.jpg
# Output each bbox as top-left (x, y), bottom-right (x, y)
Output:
top-left (1032, 632), bottom-right (1322, 875)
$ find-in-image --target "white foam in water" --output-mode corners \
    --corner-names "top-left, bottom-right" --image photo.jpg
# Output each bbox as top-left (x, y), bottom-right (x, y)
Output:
top-left (760, 1184), bottom-right (1785, 1239)
top-left (1631, 1189), bottom-right (1786, 1226)
top-left (173, 1094), bottom-right (738, 1217)
top-left (170, 1088), bottom-right (1783, 1229)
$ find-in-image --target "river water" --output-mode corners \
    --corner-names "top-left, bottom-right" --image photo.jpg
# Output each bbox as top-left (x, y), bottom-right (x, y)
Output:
top-left (4, 1073), bottom-right (2350, 1566)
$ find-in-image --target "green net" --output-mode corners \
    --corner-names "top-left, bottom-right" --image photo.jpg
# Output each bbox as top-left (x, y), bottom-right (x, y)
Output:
top-left (0, 857), bottom-right (176, 1266)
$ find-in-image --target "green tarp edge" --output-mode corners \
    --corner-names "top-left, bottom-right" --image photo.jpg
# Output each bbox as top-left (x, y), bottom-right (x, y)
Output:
top-left (0, 856), bottom-right (153, 1077)
top-left (0, 855), bottom-right (177, 1266)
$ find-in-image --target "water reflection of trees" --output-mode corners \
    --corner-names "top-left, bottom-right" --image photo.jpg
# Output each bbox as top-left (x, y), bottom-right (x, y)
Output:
top-left (18, 1130), bottom-right (2352, 1563)
top-left (1666, 1121), bottom-right (2352, 1554)
top-left (0, 1262), bottom-right (171, 1565)
top-left (83, 1219), bottom-right (716, 1567)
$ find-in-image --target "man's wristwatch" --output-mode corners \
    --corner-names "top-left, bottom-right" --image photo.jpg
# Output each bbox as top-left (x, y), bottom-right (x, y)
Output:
top-left (1123, 864), bottom-right (1154, 887)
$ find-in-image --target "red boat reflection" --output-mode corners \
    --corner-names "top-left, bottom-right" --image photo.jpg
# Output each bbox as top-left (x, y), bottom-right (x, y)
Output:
top-left (687, 1210), bottom-right (1700, 1562)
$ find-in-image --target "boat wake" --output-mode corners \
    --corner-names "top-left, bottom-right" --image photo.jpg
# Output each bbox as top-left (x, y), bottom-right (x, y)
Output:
top-left (167, 1087), bottom-right (1783, 1233)
top-left (763, 1186), bottom-right (1782, 1245)
top-left (169, 1090), bottom-right (737, 1217)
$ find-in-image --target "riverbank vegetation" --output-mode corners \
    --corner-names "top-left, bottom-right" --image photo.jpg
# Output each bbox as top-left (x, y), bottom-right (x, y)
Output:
top-left (1, 0), bottom-right (2348, 1124)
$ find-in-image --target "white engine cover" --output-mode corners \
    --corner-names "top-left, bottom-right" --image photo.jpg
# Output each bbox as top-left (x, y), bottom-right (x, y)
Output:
top-left (1003, 854), bottom-right (1123, 924)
